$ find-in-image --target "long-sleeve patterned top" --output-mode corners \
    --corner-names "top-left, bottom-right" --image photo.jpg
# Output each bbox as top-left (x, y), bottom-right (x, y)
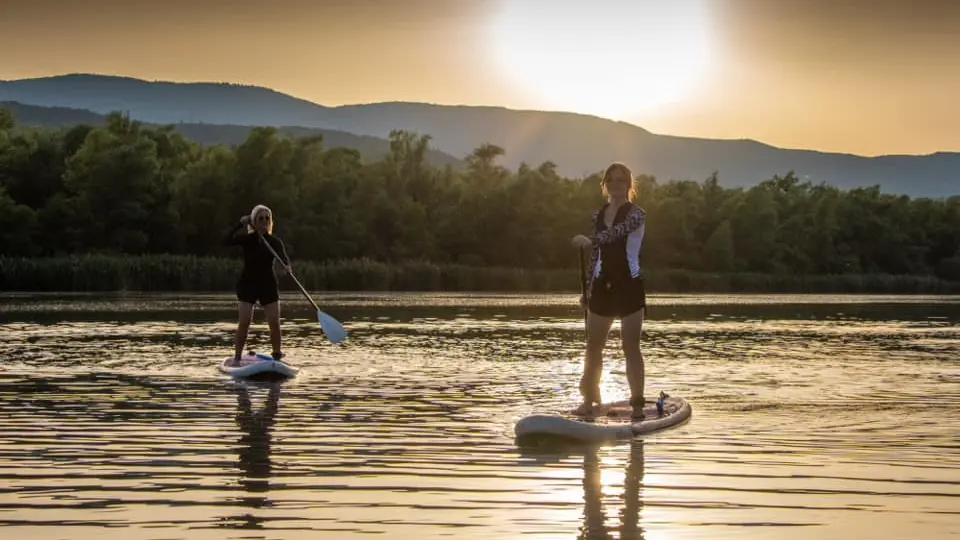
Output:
top-left (585, 202), bottom-right (647, 297)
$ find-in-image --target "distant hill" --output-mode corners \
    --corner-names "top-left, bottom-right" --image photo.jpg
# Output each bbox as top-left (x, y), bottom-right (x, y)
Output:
top-left (0, 100), bottom-right (463, 168)
top-left (2, 73), bottom-right (958, 197)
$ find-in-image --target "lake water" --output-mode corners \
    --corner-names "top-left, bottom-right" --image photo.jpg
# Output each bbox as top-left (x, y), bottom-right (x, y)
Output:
top-left (1, 292), bottom-right (958, 540)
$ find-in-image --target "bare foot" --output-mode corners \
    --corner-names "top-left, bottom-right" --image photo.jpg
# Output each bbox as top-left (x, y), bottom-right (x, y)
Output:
top-left (631, 398), bottom-right (647, 421)
top-left (572, 401), bottom-right (597, 417)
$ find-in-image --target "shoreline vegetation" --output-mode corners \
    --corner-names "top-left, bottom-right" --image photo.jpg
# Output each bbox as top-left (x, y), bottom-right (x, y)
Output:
top-left (2, 255), bottom-right (958, 294)
top-left (2, 108), bottom-right (959, 295)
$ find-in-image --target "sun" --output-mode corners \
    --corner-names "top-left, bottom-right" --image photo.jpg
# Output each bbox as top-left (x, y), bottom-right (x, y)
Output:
top-left (488, 0), bottom-right (714, 120)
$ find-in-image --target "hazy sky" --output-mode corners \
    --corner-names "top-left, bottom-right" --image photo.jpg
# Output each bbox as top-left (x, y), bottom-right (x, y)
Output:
top-left (1, 0), bottom-right (957, 155)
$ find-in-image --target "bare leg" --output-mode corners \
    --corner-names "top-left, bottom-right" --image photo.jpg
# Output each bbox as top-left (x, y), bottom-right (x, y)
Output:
top-left (234, 302), bottom-right (255, 362)
top-left (262, 301), bottom-right (282, 357)
top-left (575, 311), bottom-right (615, 414)
top-left (620, 308), bottom-right (646, 419)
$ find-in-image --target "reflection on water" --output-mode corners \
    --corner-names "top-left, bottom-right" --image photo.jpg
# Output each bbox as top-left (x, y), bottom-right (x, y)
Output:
top-left (0, 292), bottom-right (958, 539)
top-left (580, 441), bottom-right (645, 540)
top-left (227, 381), bottom-right (282, 529)
top-left (519, 438), bottom-right (647, 540)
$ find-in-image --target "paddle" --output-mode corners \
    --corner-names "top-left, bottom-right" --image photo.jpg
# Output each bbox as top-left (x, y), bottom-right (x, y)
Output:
top-left (256, 231), bottom-right (348, 344)
top-left (578, 246), bottom-right (588, 336)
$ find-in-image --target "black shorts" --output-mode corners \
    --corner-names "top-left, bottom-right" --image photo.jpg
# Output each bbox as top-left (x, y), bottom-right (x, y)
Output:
top-left (236, 278), bottom-right (279, 306)
top-left (588, 276), bottom-right (646, 318)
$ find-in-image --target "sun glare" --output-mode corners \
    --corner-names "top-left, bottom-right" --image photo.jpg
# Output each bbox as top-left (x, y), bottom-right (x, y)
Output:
top-left (488, 0), bottom-right (713, 119)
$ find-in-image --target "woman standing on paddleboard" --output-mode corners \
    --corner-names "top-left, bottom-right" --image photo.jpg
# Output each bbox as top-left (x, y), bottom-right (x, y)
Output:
top-left (571, 162), bottom-right (648, 420)
top-left (223, 204), bottom-right (290, 365)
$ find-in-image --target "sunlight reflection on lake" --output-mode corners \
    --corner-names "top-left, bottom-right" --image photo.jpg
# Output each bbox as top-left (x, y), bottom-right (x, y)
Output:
top-left (0, 292), bottom-right (958, 539)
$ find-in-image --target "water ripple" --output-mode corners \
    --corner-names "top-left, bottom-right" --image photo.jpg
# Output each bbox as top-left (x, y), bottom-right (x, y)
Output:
top-left (0, 293), bottom-right (958, 539)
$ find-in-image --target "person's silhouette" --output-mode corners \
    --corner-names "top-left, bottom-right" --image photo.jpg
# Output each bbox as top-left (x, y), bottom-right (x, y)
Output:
top-left (230, 381), bottom-right (282, 529)
top-left (578, 439), bottom-right (646, 539)
top-left (516, 436), bottom-right (647, 539)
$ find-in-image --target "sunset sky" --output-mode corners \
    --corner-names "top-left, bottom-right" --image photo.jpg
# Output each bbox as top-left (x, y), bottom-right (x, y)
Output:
top-left (1, 0), bottom-right (957, 156)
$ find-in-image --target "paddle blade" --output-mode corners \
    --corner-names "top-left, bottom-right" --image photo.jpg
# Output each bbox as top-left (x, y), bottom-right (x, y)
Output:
top-left (317, 310), bottom-right (348, 344)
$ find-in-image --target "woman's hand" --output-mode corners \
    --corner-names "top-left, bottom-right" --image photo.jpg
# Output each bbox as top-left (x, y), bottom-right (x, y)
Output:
top-left (240, 215), bottom-right (252, 226)
top-left (571, 234), bottom-right (593, 249)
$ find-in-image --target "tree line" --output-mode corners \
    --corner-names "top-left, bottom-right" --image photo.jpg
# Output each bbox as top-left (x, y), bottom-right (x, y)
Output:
top-left (1, 108), bottom-right (958, 284)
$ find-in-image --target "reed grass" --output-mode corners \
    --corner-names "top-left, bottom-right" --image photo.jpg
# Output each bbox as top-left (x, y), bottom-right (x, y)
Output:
top-left (1, 255), bottom-right (957, 294)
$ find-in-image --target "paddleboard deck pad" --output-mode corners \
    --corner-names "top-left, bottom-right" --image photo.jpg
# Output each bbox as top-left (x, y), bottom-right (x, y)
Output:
top-left (219, 352), bottom-right (299, 380)
top-left (515, 395), bottom-right (691, 442)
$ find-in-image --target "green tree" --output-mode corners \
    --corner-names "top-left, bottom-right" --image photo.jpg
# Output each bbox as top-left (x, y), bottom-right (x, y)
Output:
top-left (0, 185), bottom-right (38, 255)
top-left (172, 146), bottom-right (237, 255)
top-left (0, 111), bottom-right (957, 284)
top-left (63, 125), bottom-right (163, 253)
top-left (703, 220), bottom-right (735, 272)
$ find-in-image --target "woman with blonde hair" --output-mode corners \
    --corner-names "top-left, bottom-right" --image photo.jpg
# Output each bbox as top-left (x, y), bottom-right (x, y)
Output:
top-left (223, 204), bottom-right (290, 365)
top-left (571, 162), bottom-right (648, 420)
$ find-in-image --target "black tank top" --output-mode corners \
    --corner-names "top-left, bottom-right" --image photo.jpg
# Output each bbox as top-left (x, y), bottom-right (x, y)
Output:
top-left (593, 202), bottom-right (638, 285)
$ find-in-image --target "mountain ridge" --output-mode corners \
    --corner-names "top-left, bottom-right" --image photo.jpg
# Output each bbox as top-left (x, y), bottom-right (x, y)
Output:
top-left (0, 100), bottom-right (465, 168)
top-left (1, 73), bottom-right (957, 197)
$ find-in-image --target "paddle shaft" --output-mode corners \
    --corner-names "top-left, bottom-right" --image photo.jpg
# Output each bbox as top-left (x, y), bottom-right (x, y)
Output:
top-left (578, 246), bottom-right (588, 335)
top-left (256, 230), bottom-right (322, 313)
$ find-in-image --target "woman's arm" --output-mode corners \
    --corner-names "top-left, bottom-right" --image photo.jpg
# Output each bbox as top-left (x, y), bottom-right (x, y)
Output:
top-left (268, 236), bottom-right (290, 267)
top-left (593, 206), bottom-right (646, 245)
top-left (223, 217), bottom-right (253, 246)
top-left (223, 222), bottom-right (245, 246)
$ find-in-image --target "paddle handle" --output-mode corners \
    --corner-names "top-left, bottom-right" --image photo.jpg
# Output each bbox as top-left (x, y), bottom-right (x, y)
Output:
top-left (257, 231), bottom-right (322, 313)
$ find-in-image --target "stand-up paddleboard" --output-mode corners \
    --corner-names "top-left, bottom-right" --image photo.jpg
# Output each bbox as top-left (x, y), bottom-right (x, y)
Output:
top-left (515, 394), bottom-right (691, 442)
top-left (219, 351), bottom-right (299, 380)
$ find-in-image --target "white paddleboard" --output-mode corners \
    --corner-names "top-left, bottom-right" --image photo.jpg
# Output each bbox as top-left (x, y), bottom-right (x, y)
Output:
top-left (515, 395), bottom-right (692, 442)
top-left (218, 352), bottom-right (299, 379)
